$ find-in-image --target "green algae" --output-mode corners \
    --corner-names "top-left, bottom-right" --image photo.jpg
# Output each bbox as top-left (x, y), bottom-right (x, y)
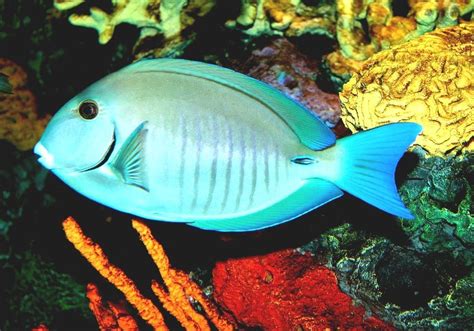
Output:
top-left (400, 152), bottom-right (474, 265)
top-left (3, 253), bottom-right (93, 330)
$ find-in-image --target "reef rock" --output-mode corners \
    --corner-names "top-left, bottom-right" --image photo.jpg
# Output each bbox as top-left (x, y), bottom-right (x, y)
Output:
top-left (339, 22), bottom-right (473, 156)
top-left (400, 151), bottom-right (473, 264)
top-left (0, 59), bottom-right (50, 151)
top-left (239, 38), bottom-right (341, 128)
top-left (212, 248), bottom-right (393, 330)
top-left (300, 221), bottom-right (473, 329)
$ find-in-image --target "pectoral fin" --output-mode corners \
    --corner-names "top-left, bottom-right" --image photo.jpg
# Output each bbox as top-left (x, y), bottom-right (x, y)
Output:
top-left (110, 121), bottom-right (149, 191)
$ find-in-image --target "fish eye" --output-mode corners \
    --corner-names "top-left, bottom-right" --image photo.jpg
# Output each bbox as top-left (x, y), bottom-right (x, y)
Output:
top-left (78, 100), bottom-right (99, 120)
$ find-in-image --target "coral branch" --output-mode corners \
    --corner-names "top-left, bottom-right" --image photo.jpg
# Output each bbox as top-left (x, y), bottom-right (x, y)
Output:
top-left (62, 217), bottom-right (168, 330)
top-left (62, 217), bottom-right (233, 330)
top-left (132, 219), bottom-right (234, 331)
top-left (53, 0), bottom-right (216, 57)
top-left (86, 283), bottom-right (139, 331)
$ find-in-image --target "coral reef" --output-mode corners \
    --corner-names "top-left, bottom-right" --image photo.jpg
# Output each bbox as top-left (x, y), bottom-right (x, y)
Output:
top-left (238, 38), bottom-right (341, 127)
top-left (226, 0), bottom-right (337, 38)
top-left (86, 283), bottom-right (139, 330)
top-left (301, 221), bottom-right (473, 329)
top-left (292, 146), bottom-right (473, 329)
top-left (227, 1), bottom-right (472, 88)
top-left (54, 0), bottom-right (216, 57)
top-left (0, 142), bottom-right (48, 238)
top-left (212, 248), bottom-right (393, 330)
top-left (0, 140), bottom-right (63, 329)
top-left (339, 22), bottom-right (473, 156)
top-left (63, 216), bottom-right (234, 330)
top-left (0, 59), bottom-right (51, 151)
top-left (325, 0), bottom-right (473, 86)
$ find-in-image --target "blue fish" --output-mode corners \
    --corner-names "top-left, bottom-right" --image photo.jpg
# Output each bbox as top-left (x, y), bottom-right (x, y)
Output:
top-left (34, 59), bottom-right (421, 231)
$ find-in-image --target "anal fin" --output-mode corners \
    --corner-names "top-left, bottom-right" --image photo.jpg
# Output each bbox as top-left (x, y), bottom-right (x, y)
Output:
top-left (191, 179), bottom-right (343, 232)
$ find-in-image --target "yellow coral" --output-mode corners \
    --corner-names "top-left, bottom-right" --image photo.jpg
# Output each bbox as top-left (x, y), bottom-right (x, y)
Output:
top-left (54, 0), bottom-right (84, 10)
top-left (86, 283), bottom-right (139, 331)
top-left (62, 217), bottom-right (168, 330)
top-left (0, 58), bottom-right (51, 151)
top-left (340, 22), bottom-right (474, 156)
top-left (132, 220), bottom-right (234, 331)
top-left (326, 0), bottom-right (472, 78)
top-left (59, 0), bottom-right (165, 44)
top-left (63, 217), bottom-right (234, 331)
top-left (54, 0), bottom-right (216, 57)
top-left (226, 0), bottom-right (336, 38)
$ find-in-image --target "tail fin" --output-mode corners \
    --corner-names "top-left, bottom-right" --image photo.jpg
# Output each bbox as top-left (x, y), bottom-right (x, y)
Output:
top-left (330, 123), bottom-right (422, 219)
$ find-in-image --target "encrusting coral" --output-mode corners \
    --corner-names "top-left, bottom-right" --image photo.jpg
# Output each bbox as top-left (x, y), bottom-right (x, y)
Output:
top-left (53, 0), bottom-right (215, 57)
top-left (239, 38), bottom-right (341, 128)
top-left (0, 58), bottom-right (51, 151)
top-left (212, 248), bottom-right (394, 330)
top-left (62, 216), bottom-right (234, 331)
top-left (339, 22), bottom-right (473, 156)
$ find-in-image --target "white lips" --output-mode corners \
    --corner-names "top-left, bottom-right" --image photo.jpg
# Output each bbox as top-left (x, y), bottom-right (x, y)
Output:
top-left (34, 142), bottom-right (55, 170)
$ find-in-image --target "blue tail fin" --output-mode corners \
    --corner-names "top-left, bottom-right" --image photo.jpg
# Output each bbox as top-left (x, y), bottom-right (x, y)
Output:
top-left (331, 123), bottom-right (422, 219)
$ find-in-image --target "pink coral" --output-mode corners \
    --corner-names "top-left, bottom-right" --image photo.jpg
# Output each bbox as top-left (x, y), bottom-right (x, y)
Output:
top-left (238, 38), bottom-right (341, 128)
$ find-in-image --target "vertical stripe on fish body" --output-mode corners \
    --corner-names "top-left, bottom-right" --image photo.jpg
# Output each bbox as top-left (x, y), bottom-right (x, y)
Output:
top-left (140, 70), bottom-right (303, 218)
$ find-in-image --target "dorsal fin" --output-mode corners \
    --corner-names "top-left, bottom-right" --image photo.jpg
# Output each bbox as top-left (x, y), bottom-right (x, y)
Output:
top-left (122, 59), bottom-right (336, 150)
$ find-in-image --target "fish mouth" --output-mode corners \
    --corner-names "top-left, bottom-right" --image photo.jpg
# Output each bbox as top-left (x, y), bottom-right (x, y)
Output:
top-left (80, 130), bottom-right (116, 172)
top-left (34, 142), bottom-right (55, 170)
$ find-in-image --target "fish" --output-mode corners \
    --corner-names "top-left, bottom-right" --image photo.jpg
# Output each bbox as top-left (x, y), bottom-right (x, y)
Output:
top-left (34, 59), bottom-right (422, 232)
top-left (0, 73), bottom-right (12, 94)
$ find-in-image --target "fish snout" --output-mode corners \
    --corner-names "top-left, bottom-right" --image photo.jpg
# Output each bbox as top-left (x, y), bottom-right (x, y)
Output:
top-left (34, 142), bottom-right (55, 170)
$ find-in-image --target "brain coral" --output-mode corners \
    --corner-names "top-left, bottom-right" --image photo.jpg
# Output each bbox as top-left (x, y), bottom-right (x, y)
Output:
top-left (339, 22), bottom-right (473, 156)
